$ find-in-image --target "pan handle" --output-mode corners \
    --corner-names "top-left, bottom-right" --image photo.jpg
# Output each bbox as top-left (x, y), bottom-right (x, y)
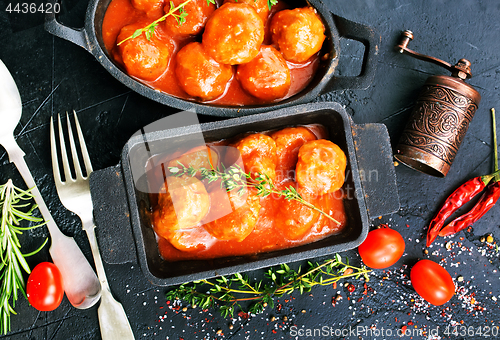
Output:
top-left (44, 1), bottom-right (91, 52)
top-left (90, 165), bottom-right (137, 264)
top-left (351, 123), bottom-right (400, 219)
top-left (321, 14), bottom-right (381, 94)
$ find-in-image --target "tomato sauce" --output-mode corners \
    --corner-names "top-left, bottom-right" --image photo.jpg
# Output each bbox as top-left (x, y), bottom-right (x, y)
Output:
top-left (146, 125), bottom-right (347, 262)
top-left (101, 0), bottom-right (321, 106)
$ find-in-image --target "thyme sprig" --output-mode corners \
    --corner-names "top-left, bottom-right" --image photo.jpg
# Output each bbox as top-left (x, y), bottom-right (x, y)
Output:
top-left (173, 3), bottom-right (188, 26)
top-left (166, 254), bottom-right (370, 317)
top-left (169, 161), bottom-right (340, 224)
top-left (267, 0), bottom-right (278, 11)
top-left (0, 180), bottom-right (47, 335)
top-left (117, 0), bottom-right (280, 45)
top-left (117, 0), bottom-right (216, 46)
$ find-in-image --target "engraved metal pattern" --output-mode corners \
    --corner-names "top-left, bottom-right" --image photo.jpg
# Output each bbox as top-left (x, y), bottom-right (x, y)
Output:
top-left (399, 85), bottom-right (478, 167)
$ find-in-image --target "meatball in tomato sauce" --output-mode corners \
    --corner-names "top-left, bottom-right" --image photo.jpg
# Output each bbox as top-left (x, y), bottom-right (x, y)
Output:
top-left (160, 227), bottom-right (215, 252)
top-left (204, 189), bottom-right (261, 242)
top-left (296, 139), bottom-right (346, 195)
top-left (164, 0), bottom-right (216, 36)
top-left (152, 175), bottom-right (210, 239)
top-left (271, 126), bottom-right (317, 176)
top-left (175, 42), bottom-right (233, 101)
top-left (131, 0), bottom-right (164, 15)
top-left (202, 3), bottom-right (265, 65)
top-left (167, 145), bottom-right (219, 173)
top-left (232, 133), bottom-right (277, 181)
top-left (270, 7), bottom-right (326, 63)
top-left (116, 23), bottom-right (173, 81)
top-left (237, 45), bottom-right (291, 101)
top-left (223, 0), bottom-right (269, 22)
top-left (275, 184), bottom-right (320, 240)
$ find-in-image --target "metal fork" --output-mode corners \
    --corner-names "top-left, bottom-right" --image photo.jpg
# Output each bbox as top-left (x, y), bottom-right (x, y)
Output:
top-left (50, 111), bottom-right (135, 340)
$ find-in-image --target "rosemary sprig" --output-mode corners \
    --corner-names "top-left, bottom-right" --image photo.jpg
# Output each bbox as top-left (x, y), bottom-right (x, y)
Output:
top-left (166, 254), bottom-right (370, 317)
top-left (0, 180), bottom-right (47, 335)
top-left (169, 161), bottom-right (340, 224)
top-left (117, 0), bottom-right (216, 46)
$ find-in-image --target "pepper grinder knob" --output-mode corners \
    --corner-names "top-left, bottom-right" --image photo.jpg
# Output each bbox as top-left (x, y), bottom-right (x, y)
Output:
top-left (452, 58), bottom-right (472, 80)
top-left (396, 30), bottom-right (413, 53)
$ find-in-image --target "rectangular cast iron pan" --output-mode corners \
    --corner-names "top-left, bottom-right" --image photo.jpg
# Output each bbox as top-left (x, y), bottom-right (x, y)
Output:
top-left (89, 102), bottom-right (399, 286)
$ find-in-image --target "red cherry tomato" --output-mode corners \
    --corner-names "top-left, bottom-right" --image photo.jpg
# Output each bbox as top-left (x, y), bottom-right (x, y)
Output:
top-left (410, 259), bottom-right (455, 306)
top-left (26, 262), bottom-right (64, 311)
top-left (358, 226), bottom-right (405, 269)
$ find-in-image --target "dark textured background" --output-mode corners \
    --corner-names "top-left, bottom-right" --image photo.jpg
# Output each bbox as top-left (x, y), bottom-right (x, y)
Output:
top-left (0, 0), bottom-right (499, 339)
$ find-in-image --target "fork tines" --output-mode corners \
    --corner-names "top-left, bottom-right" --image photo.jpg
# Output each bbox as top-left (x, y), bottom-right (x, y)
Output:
top-left (50, 111), bottom-right (93, 184)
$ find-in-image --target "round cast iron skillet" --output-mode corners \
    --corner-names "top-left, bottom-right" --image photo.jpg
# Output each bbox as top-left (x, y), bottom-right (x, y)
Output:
top-left (45, 0), bottom-right (380, 117)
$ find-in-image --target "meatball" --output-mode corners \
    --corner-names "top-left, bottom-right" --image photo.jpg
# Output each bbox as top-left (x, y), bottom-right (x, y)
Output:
top-left (271, 126), bottom-right (317, 176)
top-left (270, 7), bottom-right (326, 63)
top-left (116, 23), bottom-right (173, 81)
top-left (131, 0), bottom-right (164, 14)
top-left (168, 145), bottom-right (219, 173)
top-left (204, 188), bottom-right (261, 241)
top-left (161, 226), bottom-right (215, 252)
top-left (314, 192), bottom-right (347, 233)
top-left (296, 139), bottom-right (347, 195)
top-left (275, 183), bottom-right (320, 240)
top-left (175, 42), bottom-right (233, 100)
top-left (152, 175), bottom-right (210, 239)
top-left (164, 0), bottom-right (216, 36)
top-left (223, 0), bottom-right (269, 22)
top-left (232, 133), bottom-right (277, 181)
top-left (202, 3), bottom-right (265, 65)
top-left (237, 45), bottom-right (291, 101)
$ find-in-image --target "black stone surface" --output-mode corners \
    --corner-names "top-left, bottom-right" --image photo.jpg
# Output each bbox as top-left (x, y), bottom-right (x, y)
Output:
top-left (0, 0), bottom-right (499, 339)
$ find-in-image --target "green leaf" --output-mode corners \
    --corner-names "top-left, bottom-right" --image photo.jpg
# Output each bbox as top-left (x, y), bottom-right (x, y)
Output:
top-left (267, 0), bottom-right (277, 10)
top-left (131, 29), bottom-right (142, 39)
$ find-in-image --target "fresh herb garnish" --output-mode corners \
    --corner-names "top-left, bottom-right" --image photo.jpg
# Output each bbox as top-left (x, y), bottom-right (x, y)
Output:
top-left (117, 0), bottom-right (216, 45)
top-left (166, 254), bottom-right (370, 317)
top-left (267, 0), bottom-right (278, 11)
top-left (173, 3), bottom-right (188, 26)
top-left (0, 180), bottom-right (47, 335)
top-left (169, 161), bottom-right (340, 225)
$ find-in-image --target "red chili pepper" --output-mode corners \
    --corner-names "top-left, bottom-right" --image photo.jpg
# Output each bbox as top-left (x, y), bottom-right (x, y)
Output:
top-left (426, 175), bottom-right (492, 247)
top-left (427, 108), bottom-right (499, 246)
top-left (439, 181), bottom-right (500, 236)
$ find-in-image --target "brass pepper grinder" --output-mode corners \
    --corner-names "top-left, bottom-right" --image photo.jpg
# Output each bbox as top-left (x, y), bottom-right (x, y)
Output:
top-left (394, 30), bottom-right (481, 177)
